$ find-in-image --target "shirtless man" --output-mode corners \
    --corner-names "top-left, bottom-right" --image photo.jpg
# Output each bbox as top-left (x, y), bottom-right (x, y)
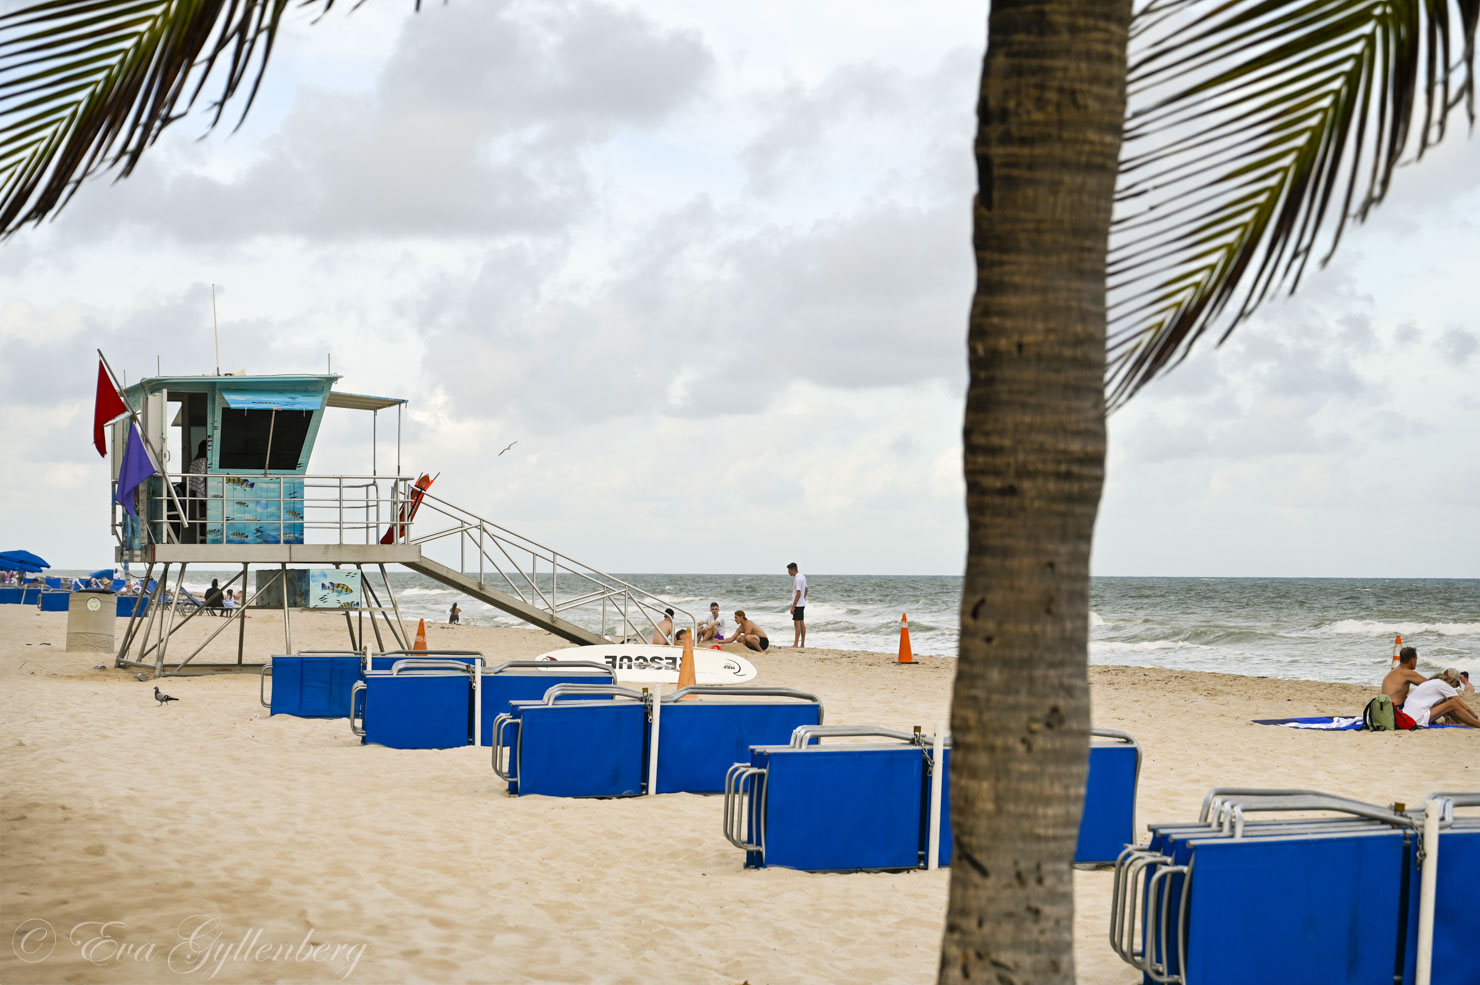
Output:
top-left (731, 610), bottom-right (769, 652)
top-left (1382, 646), bottom-right (1427, 708)
top-left (697, 602), bottom-right (727, 643)
top-left (651, 608), bottom-right (675, 645)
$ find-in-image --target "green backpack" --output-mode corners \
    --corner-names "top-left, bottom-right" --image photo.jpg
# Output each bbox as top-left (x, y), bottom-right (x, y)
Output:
top-left (1363, 694), bottom-right (1396, 731)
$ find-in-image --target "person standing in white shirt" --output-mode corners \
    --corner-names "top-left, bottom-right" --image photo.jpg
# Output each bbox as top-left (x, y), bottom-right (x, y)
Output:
top-left (787, 562), bottom-right (808, 649)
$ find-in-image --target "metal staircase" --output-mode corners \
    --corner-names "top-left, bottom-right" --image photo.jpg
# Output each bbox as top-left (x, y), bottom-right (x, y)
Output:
top-left (404, 487), bottom-right (692, 646)
top-left (405, 557), bottom-right (603, 645)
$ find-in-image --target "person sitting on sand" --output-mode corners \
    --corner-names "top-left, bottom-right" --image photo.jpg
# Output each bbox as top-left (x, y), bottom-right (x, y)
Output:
top-left (651, 608), bottom-right (675, 645)
top-left (203, 578), bottom-right (224, 613)
top-left (1403, 672), bottom-right (1480, 728)
top-left (697, 602), bottom-right (727, 643)
top-left (731, 610), bottom-right (769, 652)
top-left (1445, 667), bottom-right (1475, 694)
top-left (1382, 646), bottom-right (1426, 708)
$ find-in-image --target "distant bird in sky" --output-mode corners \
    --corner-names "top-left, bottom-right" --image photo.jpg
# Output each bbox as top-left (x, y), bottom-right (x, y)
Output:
top-left (153, 687), bottom-right (178, 705)
top-left (499, 440), bottom-right (518, 456)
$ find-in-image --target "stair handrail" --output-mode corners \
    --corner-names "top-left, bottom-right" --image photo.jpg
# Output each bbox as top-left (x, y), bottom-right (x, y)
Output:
top-left (403, 484), bottom-right (696, 638)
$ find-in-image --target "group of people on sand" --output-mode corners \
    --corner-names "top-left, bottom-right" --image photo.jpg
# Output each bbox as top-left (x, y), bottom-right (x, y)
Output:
top-left (651, 604), bottom-right (772, 651)
top-left (1380, 647), bottom-right (1478, 728)
top-left (649, 563), bottom-right (810, 652)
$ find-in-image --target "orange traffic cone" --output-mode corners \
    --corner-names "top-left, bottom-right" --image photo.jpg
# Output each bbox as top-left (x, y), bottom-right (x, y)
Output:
top-left (677, 630), bottom-right (697, 694)
top-left (414, 618), bottom-right (428, 651)
top-left (898, 613), bottom-right (914, 664)
top-left (1391, 633), bottom-right (1402, 667)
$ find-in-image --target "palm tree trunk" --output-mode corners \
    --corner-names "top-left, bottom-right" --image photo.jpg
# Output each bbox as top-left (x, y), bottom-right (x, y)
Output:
top-left (939, 1), bottom-right (1129, 983)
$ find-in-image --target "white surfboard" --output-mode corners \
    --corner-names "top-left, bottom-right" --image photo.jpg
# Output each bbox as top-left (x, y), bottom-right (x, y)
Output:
top-left (536, 644), bottom-right (758, 685)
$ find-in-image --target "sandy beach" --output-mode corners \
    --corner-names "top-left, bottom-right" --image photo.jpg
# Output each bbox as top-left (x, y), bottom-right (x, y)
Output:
top-left (1, 604), bottom-right (1474, 985)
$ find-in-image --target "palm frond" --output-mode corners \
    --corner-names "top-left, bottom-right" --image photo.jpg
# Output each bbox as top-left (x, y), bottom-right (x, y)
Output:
top-left (0, 0), bottom-right (349, 238)
top-left (1107, 0), bottom-right (1480, 407)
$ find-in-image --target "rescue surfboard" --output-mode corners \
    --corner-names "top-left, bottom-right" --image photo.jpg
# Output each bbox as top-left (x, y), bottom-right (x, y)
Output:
top-left (536, 644), bottom-right (758, 684)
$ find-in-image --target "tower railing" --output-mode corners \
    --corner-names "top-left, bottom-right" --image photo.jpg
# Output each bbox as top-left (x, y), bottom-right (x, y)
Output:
top-left (398, 484), bottom-right (695, 645)
top-left (113, 472), bottom-right (691, 644)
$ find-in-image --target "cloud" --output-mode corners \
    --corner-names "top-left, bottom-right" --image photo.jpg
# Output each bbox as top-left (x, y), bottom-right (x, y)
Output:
top-left (739, 48), bottom-right (978, 199)
top-left (48, 0), bottom-right (713, 246)
top-left (411, 195), bottom-right (972, 432)
top-left (1437, 325), bottom-right (1477, 366)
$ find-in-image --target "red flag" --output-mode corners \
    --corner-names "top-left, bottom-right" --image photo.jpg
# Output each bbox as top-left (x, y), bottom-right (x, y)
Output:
top-left (93, 360), bottom-right (128, 457)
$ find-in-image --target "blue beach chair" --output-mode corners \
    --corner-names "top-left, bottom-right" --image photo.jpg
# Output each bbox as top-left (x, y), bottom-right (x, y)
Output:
top-left (491, 683), bottom-right (825, 798)
top-left (931, 728), bottom-right (1141, 867)
top-left (655, 686), bottom-right (823, 794)
top-left (479, 660), bottom-right (616, 747)
top-left (724, 726), bottom-right (936, 871)
top-left (493, 683), bottom-right (651, 798)
top-left (1110, 789), bottom-right (1479, 985)
top-left (350, 654), bottom-right (486, 750)
top-left (725, 725), bottom-right (1142, 872)
top-left (260, 651), bottom-right (364, 718)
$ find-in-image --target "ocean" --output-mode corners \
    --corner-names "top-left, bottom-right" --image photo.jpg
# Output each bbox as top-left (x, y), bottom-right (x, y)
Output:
top-left (47, 570), bottom-right (1477, 685)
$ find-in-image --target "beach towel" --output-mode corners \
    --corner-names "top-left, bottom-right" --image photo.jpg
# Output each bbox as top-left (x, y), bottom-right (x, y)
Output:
top-left (1253, 716), bottom-right (1462, 730)
top-left (1255, 716), bottom-right (1365, 730)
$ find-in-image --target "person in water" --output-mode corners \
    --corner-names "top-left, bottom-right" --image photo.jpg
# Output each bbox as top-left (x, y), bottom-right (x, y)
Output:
top-left (731, 610), bottom-right (769, 652)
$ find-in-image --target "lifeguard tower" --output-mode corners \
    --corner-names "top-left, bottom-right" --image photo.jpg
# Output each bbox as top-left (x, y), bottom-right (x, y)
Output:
top-left (109, 371), bottom-right (686, 676)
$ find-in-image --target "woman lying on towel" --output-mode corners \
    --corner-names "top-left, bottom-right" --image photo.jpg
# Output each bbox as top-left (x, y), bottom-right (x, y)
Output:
top-left (1403, 673), bottom-right (1480, 728)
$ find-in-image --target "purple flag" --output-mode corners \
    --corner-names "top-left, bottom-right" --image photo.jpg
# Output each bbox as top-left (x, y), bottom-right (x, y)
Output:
top-left (116, 424), bottom-right (156, 518)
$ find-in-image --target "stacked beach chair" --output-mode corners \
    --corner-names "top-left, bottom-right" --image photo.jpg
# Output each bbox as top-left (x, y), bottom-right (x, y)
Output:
top-left (1110, 789), bottom-right (1478, 985)
top-left (491, 684), bottom-right (824, 797)
top-left (722, 726), bottom-right (1140, 872)
top-left (264, 650), bottom-right (619, 749)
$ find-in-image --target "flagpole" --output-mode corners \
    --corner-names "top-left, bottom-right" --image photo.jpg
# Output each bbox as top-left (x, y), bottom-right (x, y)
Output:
top-left (97, 349), bottom-right (189, 543)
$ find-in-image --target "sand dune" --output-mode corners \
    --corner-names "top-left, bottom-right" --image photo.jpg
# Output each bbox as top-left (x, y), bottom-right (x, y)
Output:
top-left (1, 606), bottom-right (1474, 984)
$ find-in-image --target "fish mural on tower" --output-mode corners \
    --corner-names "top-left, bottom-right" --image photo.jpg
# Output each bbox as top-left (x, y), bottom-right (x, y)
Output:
top-left (307, 568), bottom-right (361, 609)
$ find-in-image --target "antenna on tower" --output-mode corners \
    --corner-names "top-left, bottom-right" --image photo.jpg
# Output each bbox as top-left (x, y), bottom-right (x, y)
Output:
top-left (212, 283), bottom-right (221, 376)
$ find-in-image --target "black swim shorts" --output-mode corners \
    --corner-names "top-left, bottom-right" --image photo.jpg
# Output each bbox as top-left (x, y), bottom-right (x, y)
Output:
top-left (759, 637), bottom-right (769, 651)
top-left (792, 606), bottom-right (805, 622)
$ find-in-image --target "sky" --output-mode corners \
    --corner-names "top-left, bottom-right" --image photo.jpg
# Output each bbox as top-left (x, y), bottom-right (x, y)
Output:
top-left (1, 0), bottom-right (1477, 577)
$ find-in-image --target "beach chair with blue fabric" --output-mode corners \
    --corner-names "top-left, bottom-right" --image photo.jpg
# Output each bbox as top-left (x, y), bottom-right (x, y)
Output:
top-left (260, 650), bottom-right (365, 718)
top-left (479, 660), bottom-right (616, 748)
top-left (723, 725), bottom-right (949, 871)
top-left (350, 653), bottom-right (486, 750)
top-left (724, 725), bottom-right (1142, 872)
top-left (931, 727), bottom-right (1141, 867)
top-left (1109, 788), bottom-right (1479, 985)
top-left (655, 686), bottom-right (823, 794)
top-left (39, 590), bottom-right (70, 612)
top-left (493, 683), bottom-right (652, 797)
top-left (491, 683), bottom-right (824, 798)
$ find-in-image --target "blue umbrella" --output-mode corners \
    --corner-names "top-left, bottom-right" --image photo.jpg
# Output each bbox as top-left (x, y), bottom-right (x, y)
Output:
top-left (0, 550), bottom-right (50, 573)
top-left (88, 568), bottom-right (114, 580)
